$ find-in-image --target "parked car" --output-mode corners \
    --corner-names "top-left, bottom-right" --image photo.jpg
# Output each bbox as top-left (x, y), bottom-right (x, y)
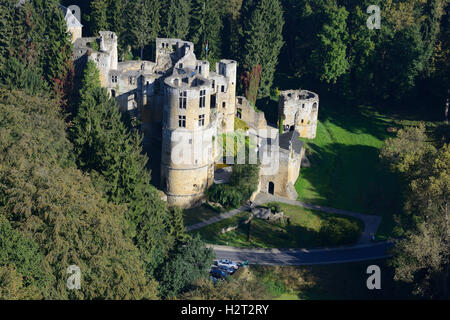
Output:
top-left (214, 259), bottom-right (239, 270)
top-left (210, 267), bottom-right (227, 279)
top-left (218, 265), bottom-right (235, 275)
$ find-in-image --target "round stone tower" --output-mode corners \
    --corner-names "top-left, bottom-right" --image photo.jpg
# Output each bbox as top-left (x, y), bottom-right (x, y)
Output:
top-left (160, 68), bottom-right (216, 208)
top-left (278, 89), bottom-right (319, 139)
top-left (216, 60), bottom-right (237, 133)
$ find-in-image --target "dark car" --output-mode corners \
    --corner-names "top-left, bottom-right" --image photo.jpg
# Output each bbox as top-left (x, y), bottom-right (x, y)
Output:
top-left (210, 267), bottom-right (227, 279)
top-left (218, 265), bottom-right (235, 275)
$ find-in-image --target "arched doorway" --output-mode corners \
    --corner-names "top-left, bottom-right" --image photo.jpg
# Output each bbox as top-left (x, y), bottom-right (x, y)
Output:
top-left (268, 182), bottom-right (275, 195)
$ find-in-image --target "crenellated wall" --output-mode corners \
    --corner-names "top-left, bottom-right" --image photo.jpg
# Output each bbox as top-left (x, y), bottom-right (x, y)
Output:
top-left (278, 90), bottom-right (319, 139)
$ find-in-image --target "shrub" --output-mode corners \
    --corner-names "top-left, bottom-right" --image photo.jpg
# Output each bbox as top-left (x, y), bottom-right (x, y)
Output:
top-left (270, 204), bottom-right (281, 213)
top-left (319, 217), bottom-right (361, 246)
top-left (207, 184), bottom-right (243, 209)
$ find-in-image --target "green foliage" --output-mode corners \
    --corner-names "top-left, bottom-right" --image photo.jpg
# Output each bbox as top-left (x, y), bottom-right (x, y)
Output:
top-left (157, 235), bottom-right (215, 298)
top-left (180, 275), bottom-right (269, 300)
top-left (310, 1), bottom-right (349, 84)
top-left (0, 265), bottom-right (42, 300)
top-left (0, 58), bottom-right (48, 95)
top-left (380, 123), bottom-right (432, 176)
top-left (0, 216), bottom-right (50, 296)
top-left (207, 161), bottom-right (259, 208)
top-left (71, 62), bottom-right (175, 277)
top-left (161, 0), bottom-right (191, 39)
top-left (30, 0), bottom-right (74, 105)
top-left (190, 0), bottom-right (223, 61)
top-left (89, 0), bottom-right (109, 34)
top-left (241, 0), bottom-right (284, 98)
top-left (390, 144), bottom-right (449, 299)
top-left (0, 89), bottom-right (157, 299)
top-left (230, 163), bottom-right (260, 200)
top-left (319, 217), bottom-right (361, 246)
top-left (381, 123), bottom-right (449, 298)
top-left (207, 183), bottom-right (243, 209)
top-left (124, 0), bottom-right (161, 59)
top-left (279, 115), bottom-right (283, 135)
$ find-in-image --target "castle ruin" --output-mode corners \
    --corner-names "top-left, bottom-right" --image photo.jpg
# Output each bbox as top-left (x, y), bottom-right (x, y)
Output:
top-left (63, 7), bottom-right (319, 208)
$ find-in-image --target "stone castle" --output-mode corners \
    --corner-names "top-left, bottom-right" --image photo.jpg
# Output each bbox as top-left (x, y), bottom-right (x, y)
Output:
top-left (62, 5), bottom-right (319, 208)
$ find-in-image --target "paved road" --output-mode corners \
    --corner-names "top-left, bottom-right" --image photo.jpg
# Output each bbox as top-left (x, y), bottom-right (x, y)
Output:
top-left (187, 193), bottom-right (382, 245)
top-left (254, 194), bottom-right (382, 244)
top-left (212, 242), bottom-right (394, 266)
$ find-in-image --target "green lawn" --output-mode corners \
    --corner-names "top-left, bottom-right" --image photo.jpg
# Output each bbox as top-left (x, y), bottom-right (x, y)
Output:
top-left (183, 204), bottom-right (222, 227)
top-left (250, 259), bottom-right (416, 300)
top-left (294, 104), bottom-right (407, 240)
top-left (234, 116), bottom-right (250, 131)
top-left (194, 203), bottom-right (364, 248)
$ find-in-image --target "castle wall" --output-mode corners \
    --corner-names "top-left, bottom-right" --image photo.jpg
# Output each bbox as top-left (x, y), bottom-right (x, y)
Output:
top-left (68, 27), bottom-right (82, 44)
top-left (160, 73), bottom-right (216, 208)
top-left (70, 25), bottom-right (311, 208)
top-left (236, 96), bottom-right (268, 129)
top-left (260, 149), bottom-right (302, 200)
top-left (278, 90), bottom-right (319, 139)
top-left (216, 60), bottom-right (237, 133)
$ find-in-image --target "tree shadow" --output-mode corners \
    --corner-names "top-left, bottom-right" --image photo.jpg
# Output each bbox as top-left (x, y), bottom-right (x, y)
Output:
top-left (317, 96), bottom-right (398, 143)
top-left (297, 143), bottom-right (403, 235)
top-left (256, 97), bottom-right (278, 125)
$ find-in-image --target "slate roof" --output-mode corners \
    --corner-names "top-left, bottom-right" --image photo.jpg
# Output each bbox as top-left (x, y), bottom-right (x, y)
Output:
top-left (279, 130), bottom-right (303, 154)
top-left (59, 5), bottom-right (83, 28)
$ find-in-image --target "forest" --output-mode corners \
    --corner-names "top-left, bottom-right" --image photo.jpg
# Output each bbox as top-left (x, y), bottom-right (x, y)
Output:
top-left (0, 0), bottom-right (448, 300)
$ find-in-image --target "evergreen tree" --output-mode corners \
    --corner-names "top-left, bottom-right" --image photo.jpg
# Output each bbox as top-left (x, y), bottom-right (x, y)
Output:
top-left (89, 0), bottom-right (109, 35)
top-left (0, 89), bottom-right (158, 299)
top-left (241, 0), bottom-right (284, 98)
top-left (190, 0), bottom-right (223, 62)
top-left (161, 0), bottom-right (191, 39)
top-left (221, 0), bottom-right (243, 59)
top-left (124, 0), bottom-right (161, 60)
top-left (0, 0), bottom-right (42, 75)
top-left (310, 1), bottom-right (349, 84)
top-left (0, 57), bottom-right (48, 95)
top-left (30, 0), bottom-right (74, 108)
top-left (71, 61), bottom-right (175, 276)
top-left (0, 0), bottom-right (15, 69)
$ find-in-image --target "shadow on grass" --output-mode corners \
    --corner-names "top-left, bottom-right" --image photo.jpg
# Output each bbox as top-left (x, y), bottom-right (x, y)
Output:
top-left (256, 97), bottom-right (278, 125)
top-left (297, 143), bottom-right (403, 239)
top-left (253, 259), bottom-right (416, 300)
top-left (183, 204), bottom-right (223, 227)
top-left (318, 97), bottom-right (398, 143)
top-left (199, 210), bottom-right (363, 249)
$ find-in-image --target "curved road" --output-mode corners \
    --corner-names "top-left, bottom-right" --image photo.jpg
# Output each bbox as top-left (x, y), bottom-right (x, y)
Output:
top-left (188, 193), bottom-right (390, 265)
top-left (212, 242), bottom-right (394, 266)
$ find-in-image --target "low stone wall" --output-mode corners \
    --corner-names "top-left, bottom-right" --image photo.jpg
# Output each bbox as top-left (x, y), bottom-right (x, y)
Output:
top-left (218, 215), bottom-right (253, 235)
top-left (236, 96), bottom-right (267, 130)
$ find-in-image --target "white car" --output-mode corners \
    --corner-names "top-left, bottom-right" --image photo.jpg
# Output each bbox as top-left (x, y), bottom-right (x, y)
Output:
top-left (214, 259), bottom-right (239, 270)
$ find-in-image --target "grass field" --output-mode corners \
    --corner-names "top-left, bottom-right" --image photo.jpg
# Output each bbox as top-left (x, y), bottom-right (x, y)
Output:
top-left (250, 259), bottom-right (416, 300)
top-left (183, 204), bottom-right (222, 227)
top-left (194, 203), bottom-right (364, 248)
top-left (294, 104), bottom-right (407, 240)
